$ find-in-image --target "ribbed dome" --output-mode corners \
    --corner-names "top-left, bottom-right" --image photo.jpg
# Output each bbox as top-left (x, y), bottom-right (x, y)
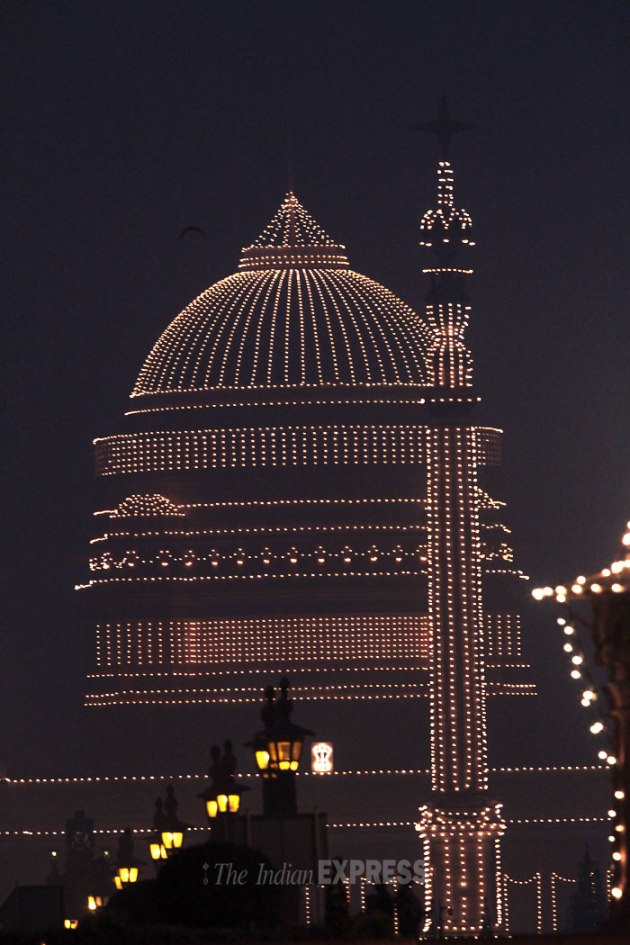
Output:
top-left (132, 194), bottom-right (430, 395)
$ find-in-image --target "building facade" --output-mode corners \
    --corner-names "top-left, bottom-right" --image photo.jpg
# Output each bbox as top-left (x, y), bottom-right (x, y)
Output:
top-left (65, 152), bottom-right (606, 933)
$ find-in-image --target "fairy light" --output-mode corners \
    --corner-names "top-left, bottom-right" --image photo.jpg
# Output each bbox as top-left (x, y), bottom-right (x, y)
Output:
top-left (502, 872), bottom-right (543, 935)
top-left (550, 873), bottom-right (577, 933)
top-left (536, 525), bottom-right (630, 913)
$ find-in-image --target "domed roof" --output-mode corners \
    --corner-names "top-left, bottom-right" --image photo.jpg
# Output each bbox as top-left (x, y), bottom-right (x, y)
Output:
top-left (132, 194), bottom-right (430, 396)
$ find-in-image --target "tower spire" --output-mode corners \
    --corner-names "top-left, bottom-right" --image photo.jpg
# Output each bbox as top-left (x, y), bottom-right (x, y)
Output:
top-left (416, 108), bottom-right (505, 935)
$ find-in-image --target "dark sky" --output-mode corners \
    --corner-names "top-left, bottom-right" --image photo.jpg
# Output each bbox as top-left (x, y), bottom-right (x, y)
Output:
top-left (1, 0), bottom-right (629, 773)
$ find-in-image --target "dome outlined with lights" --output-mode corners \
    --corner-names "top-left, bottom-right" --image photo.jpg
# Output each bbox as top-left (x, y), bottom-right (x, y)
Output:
top-left (132, 193), bottom-right (431, 396)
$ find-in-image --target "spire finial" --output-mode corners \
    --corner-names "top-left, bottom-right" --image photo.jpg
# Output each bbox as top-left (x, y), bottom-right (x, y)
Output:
top-left (414, 96), bottom-right (475, 158)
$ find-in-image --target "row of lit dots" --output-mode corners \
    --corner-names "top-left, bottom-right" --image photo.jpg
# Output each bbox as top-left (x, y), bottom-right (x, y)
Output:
top-left (90, 546), bottom-right (427, 571)
top-left (95, 420), bottom-right (434, 442)
top-left (125, 395), bottom-right (428, 417)
top-left (239, 252), bottom-right (349, 269)
top-left (88, 681), bottom-right (429, 697)
top-left (4, 763), bottom-right (608, 786)
top-left (77, 568), bottom-right (418, 589)
top-left (102, 614), bottom-right (428, 631)
top-left (333, 815), bottom-right (608, 830)
top-left (98, 615), bottom-right (428, 633)
top-left (91, 529), bottom-right (513, 558)
top-left (97, 522), bottom-right (427, 541)
top-left (86, 692), bottom-right (428, 707)
top-left (90, 665), bottom-right (429, 681)
top-left (135, 267), bottom-right (429, 392)
top-left (132, 379), bottom-right (433, 396)
top-left (88, 665), bottom-right (526, 686)
top-left (534, 525), bottom-right (630, 604)
top-left (87, 675), bottom-right (531, 699)
top-left (533, 571), bottom-right (629, 602)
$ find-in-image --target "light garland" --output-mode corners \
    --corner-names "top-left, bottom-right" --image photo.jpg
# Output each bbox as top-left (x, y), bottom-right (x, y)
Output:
top-left (2, 762), bottom-right (606, 786)
top-left (502, 872), bottom-right (543, 935)
top-left (550, 872), bottom-right (577, 933)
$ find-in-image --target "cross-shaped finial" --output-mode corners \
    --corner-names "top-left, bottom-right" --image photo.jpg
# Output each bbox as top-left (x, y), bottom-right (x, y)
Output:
top-left (414, 96), bottom-right (475, 158)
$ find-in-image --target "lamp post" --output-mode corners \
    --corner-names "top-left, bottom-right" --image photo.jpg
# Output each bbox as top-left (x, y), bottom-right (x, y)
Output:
top-left (199, 739), bottom-right (249, 842)
top-left (113, 827), bottom-right (142, 891)
top-left (246, 677), bottom-right (313, 817)
top-left (148, 785), bottom-right (188, 867)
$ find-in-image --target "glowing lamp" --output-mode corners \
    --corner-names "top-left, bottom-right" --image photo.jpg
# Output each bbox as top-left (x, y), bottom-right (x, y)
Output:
top-left (206, 798), bottom-right (218, 818)
top-left (117, 866), bottom-right (139, 885)
top-left (268, 735), bottom-right (302, 772)
top-left (114, 876), bottom-right (122, 890)
top-left (149, 841), bottom-right (167, 861)
top-left (87, 896), bottom-right (103, 911)
top-left (64, 920), bottom-right (78, 930)
top-left (245, 733), bottom-right (274, 779)
top-left (228, 792), bottom-right (241, 813)
top-left (161, 830), bottom-right (183, 850)
top-left (216, 793), bottom-right (229, 813)
top-left (255, 748), bottom-right (270, 774)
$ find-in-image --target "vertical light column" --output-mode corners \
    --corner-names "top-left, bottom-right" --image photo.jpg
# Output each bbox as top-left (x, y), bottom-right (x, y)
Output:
top-left (416, 155), bottom-right (505, 934)
top-left (421, 422), bottom-right (504, 934)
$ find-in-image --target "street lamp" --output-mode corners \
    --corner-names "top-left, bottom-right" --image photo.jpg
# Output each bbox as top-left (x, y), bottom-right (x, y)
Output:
top-left (248, 732), bottom-right (272, 778)
top-left (199, 740), bottom-right (249, 838)
top-left (148, 785), bottom-right (188, 865)
top-left (149, 838), bottom-right (168, 863)
top-left (113, 827), bottom-right (141, 890)
top-left (246, 677), bottom-right (314, 816)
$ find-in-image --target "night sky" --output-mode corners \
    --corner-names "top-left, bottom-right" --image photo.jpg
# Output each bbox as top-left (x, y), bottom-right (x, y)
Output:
top-left (1, 0), bottom-right (629, 774)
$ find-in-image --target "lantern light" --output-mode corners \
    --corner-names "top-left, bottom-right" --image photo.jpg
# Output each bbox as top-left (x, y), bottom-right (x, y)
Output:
top-left (206, 798), bottom-right (218, 819)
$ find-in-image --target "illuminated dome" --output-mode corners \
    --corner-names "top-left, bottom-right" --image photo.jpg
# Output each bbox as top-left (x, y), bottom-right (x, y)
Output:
top-left (132, 193), bottom-right (430, 396)
top-left (84, 174), bottom-right (530, 733)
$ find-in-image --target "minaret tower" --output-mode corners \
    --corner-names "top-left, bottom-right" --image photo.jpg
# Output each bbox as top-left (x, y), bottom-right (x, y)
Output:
top-left (416, 102), bottom-right (505, 935)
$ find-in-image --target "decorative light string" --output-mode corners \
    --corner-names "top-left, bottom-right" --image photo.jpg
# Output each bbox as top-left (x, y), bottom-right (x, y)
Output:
top-left (550, 872), bottom-right (577, 933)
top-left (502, 872), bottom-right (543, 935)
